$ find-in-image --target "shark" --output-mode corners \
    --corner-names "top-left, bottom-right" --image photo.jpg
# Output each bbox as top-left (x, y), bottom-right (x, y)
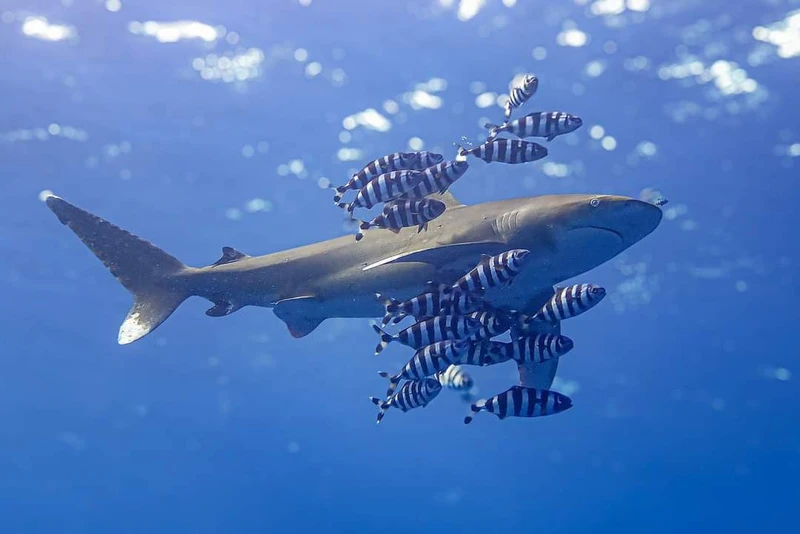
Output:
top-left (44, 190), bottom-right (662, 389)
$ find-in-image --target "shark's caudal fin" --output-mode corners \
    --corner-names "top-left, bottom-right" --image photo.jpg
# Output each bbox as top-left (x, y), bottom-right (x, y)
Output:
top-left (45, 194), bottom-right (191, 345)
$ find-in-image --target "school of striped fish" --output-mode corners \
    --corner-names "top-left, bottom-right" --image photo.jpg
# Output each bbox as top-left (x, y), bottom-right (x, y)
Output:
top-left (330, 74), bottom-right (599, 426)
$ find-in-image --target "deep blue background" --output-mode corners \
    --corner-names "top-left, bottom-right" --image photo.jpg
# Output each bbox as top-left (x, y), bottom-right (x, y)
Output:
top-left (1, 0), bottom-right (798, 532)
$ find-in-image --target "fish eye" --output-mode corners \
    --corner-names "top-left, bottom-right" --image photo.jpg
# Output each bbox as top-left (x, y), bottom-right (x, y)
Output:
top-left (589, 198), bottom-right (600, 208)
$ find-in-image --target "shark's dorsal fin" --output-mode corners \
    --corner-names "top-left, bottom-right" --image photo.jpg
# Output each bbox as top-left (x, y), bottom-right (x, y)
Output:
top-left (273, 296), bottom-right (324, 338)
top-left (426, 190), bottom-right (466, 209)
top-left (362, 241), bottom-right (507, 272)
top-left (515, 287), bottom-right (560, 390)
top-left (212, 246), bottom-right (249, 267)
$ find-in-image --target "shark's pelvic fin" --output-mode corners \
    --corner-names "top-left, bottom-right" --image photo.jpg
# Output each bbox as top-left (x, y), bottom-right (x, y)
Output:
top-left (45, 194), bottom-right (191, 345)
top-left (362, 241), bottom-right (508, 272)
top-left (516, 287), bottom-right (560, 389)
top-left (212, 246), bottom-right (249, 267)
top-left (205, 300), bottom-right (241, 317)
top-left (273, 296), bottom-right (324, 338)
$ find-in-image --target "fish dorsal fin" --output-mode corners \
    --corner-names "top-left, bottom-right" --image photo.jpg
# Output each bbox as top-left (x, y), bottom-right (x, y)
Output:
top-left (212, 246), bottom-right (249, 267)
top-left (273, 296), bottom-right (324, 338)
top-left (362, 241), bottom-right (508, 272)
top-left (427, 190), bottom-right (465, 209)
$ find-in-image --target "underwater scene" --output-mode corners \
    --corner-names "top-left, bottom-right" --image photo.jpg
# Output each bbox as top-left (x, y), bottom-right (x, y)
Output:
top-left (1, 0), bottom-right (799, 532)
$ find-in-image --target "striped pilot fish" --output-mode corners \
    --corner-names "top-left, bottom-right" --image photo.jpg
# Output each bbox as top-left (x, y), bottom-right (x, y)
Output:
top-left (369, 377), bottom-right (442, 424)
top-left (504, 74), bottom-right (539, 121)
top-left (355, 199), bottom-right (446, 241)
top-left (496, 333), bottom-right (574, 365)
top-left (376, 283), bottom-right (454, 326)
top-left (463, 386), bottom-right (573, 424)
top-left (378, 340), bottom-right (470, 396)
top-left (435, 365), bottom-right (476, 402)
top-left (336, 170), bottom-right (425, 216)
top-left (456, 139), bottom-right (547, 165)
top-left (371, 315), bottom-right (482, 355)
top-left (332, 151), bottom-right (444, 201)
top-left (400, 160), bottom-right (470, 199)
top-left (486, 111), bottom-right (583, 142)
top-left (453, 249), bottom-right (531, 294)
top-left (454, 340), bottom-right (514, 367)
top-left (527, 283), bottom-right (607, 324)
top-left (466, 310), bottom-right (513, 341)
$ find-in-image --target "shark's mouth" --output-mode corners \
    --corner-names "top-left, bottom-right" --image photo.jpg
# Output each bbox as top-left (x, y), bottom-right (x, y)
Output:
top-left (583, 225), bottom-right (624, 242)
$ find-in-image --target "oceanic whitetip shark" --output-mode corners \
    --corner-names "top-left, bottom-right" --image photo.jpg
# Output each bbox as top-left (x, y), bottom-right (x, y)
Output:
top-left (44, 191), bottom-right (662, 389)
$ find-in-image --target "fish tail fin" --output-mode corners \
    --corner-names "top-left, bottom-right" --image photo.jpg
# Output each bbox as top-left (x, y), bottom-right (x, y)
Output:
top-left (484, 122), bottom-right (501, 141)
top-left (504, 101), bottom-right (512, 120)
top-left (375, 293), bottom-right (400, 325)
top-left (45, 194), bottom-right (193, 345)
top-left (369, 396), bottom-right (389, 424)
top-left (378, 371), bottom-right (401, 398)
top-left (463, 399), bottom-right (486, 425)
top-left (355, 220), bottom-right (371, 242)
top-left (332, 192), bottom-right (343, 204)
top-left (371, 322), bottom-right (393, 355)
top-left (454, 143), bottom-right (468, 162)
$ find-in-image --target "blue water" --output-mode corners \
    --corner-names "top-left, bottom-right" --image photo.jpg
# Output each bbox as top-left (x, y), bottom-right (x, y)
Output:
top-left (2, 0), bottom-right (799, 532)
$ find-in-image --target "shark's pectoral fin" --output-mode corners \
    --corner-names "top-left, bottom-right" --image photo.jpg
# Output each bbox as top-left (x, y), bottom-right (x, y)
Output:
top-left (514, 288), bottom-right (560, 390)
top-left (362, 241), bottom-right (508, 272)
top-left (273, 296), bottom-right (324, 338)
top-left (212, 246), bottom-right (250, 267)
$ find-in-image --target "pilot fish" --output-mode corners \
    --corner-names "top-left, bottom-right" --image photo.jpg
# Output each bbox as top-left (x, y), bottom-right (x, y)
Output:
top-left (453, 249), bottom-right (531, 293)
top-left (355, 198), bottom-right (446, 242)
top-left (504, 74), bottom-right (539, 121)
top-left (332, 151), bottom-right (443, 201)
top-left (336, 170), bottom-right (425, 217)
top-left (456, 139), bottom-right (547, 165)
top-left (378, 339), bottom-right (470, 396)
top-left (435, 365), bottom-right (476, 401)
top-left (463, 386), bottom-right (573, 424)
top-left (370, 378), bottom-right (442, 424)
top-left (496, 334), bottom-right (574, 365)
top-left (486, 111), bottom-right (583, 142)
top-left (527, 283), bottom-right (606, 324)
top-left (400, 160), bottom-right (470, 198)
top-left (371, 315), bottom-right (481, 355)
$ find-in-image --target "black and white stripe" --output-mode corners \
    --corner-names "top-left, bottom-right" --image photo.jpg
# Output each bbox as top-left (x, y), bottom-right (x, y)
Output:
top-left (369, 377), bottom-right (442, 424)
top-left (332, 151), bottom-right (444, 199)
top-left (442, 288), bottom-right (481, 317)
top-left (497, 334), bottom-right (574, 365)
top-left (453, 249), bottom-right (531, 293)
top-left (436, 365), bottom-right (476, 401)
top-left (371, 315), bottom-right (482, 355)
top-left (528, 284), bottom-right (606, 323)
top-left (466, 311), bottom-right (513, 341)
top-left (485, 112), bottom-right (583, 142)
top-left (336, 170), bottom-right (425, 216)
top-left (457, 139), bottom-right (548, 165)
top-left (355, 199), bottom-right (446, 241)
top-left (504, 75), bottom-right (539, 121)
top-left (464, 386), bottom-right (573, 424)
top-left (451, 340), bottom-right (512, 367)
top-left (376, 283), bottom-right (454, 326)
top-left (400, 160), bottom-right (470, 199)
top-left (378, 340), bottom-right (469, 396)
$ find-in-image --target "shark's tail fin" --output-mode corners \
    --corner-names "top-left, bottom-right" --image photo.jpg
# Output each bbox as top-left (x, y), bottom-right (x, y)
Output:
top-left (45, 194), bottom-right (192, 345)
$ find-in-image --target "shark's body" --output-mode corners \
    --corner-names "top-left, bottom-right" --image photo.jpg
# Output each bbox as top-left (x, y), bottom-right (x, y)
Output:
top-left (45, 191), bottom-right (661, 389)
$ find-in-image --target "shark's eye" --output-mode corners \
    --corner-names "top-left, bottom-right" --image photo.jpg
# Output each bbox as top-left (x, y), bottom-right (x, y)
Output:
top-left (590, 198), bottom-right (600, 208)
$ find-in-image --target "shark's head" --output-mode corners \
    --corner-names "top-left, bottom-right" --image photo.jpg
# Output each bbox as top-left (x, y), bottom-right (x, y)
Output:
top-left (508, 194), bottom-right (662, 283)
